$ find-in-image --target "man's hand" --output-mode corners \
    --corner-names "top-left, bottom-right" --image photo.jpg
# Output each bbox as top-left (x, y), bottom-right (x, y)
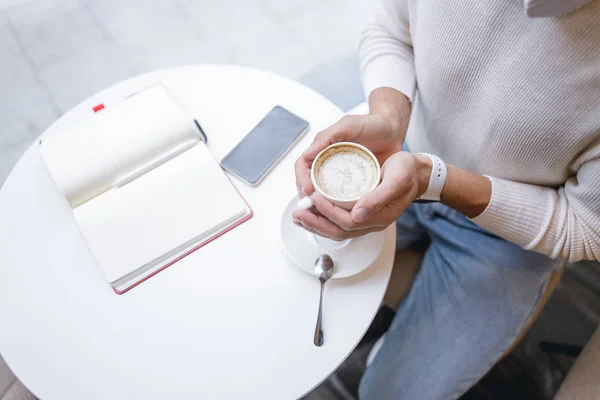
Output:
top-left (294, 88), bottom-right (411, 198)
top-left (292, 87), bottom-right (414, 239)
top-left (294, 114), bottom-right (403, 198)
top-left (292, 152), bottom-right (432, 240)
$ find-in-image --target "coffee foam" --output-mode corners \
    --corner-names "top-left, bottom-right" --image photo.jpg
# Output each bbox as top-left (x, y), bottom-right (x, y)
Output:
top-left (314, 145), bottom-right (377, 200)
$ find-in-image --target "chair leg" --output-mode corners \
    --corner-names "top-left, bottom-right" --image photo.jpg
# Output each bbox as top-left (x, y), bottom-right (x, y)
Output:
top-left (539, 342), bottom-right (584, 358)
top-left (501, 265), bottom-right (565, 358)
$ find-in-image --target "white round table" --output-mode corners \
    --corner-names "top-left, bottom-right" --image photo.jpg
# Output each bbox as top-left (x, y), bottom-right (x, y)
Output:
top-left (0, 65), bottom-right (395, 400)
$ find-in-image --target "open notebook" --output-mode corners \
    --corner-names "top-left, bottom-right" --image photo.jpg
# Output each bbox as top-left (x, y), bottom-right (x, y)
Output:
top-left (40, 86), bottom-right (252, 294)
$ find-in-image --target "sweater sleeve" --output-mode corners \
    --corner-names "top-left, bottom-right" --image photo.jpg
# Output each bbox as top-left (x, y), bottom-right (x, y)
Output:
top-left (359, 0), bottom-right (416, 101)
top-left (471, 143), bottom-right (600, 262)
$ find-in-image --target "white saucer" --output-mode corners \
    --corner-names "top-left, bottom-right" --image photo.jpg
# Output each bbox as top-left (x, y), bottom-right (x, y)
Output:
top-left (281, 195), bottom-right (385, 279)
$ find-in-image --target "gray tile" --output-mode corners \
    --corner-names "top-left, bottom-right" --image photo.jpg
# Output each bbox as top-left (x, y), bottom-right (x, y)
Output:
top-left (227, 24), bottom-right (316, 79)
top-left (0, 17), bottom-right (32, 83)
top-left (180, 0), bottom-right (275, 39)
top-left (283, 0), bottom-right (367, 64)
top-left (0, 82), bottom-right (58, 149)
top-left (259, 0), bottom-right (322, 19)
top-left (300, 53), bottom-right (364, 111)
top-left (180, 0), bottom-right (290, 52)
top-left (87, 0), bottom-right (197, 44)
top-left (0, 21), bottom-right (58, 149)
top-left (1, 0), bottom-right (79, 20)
top-left (0, 0), bottom-right (33, 10)
top-left (180, 0), bottom-right (316, 78)
top-left (7, 1), bottom-right (108, 68)
top-left (0, 357), bottom-right (16, 399)
top-left (86, 0), bottom-right (226, 74)
top-left (38, 43), bottom-right (135, 113)
top-left (125, 38), bottom-right (230, 75)
top-left (1, 379), bottom-right (35, 400)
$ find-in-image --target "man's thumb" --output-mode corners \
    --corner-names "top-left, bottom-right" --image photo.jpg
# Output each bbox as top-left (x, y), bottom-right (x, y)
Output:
top-left (351, 180), bottom-right (399, 223)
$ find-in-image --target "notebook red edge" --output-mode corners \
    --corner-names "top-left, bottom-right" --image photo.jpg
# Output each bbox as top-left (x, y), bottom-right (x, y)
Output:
top-left (112, 179), bottom-right (253, 295)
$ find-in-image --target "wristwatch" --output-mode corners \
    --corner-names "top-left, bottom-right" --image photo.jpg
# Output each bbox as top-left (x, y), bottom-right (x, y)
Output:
top-left (415, 153), bottom-right (447, 202)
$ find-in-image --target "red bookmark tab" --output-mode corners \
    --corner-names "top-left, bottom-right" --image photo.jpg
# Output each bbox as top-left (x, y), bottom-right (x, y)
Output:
top-left (92, 103), bottom-right (105, 113)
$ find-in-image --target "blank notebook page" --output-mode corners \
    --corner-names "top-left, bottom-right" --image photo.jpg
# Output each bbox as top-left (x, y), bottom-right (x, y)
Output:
top-left (40, 86), bottom-right (201, 208)
top-left (74, 143), bottom-right (249, 284)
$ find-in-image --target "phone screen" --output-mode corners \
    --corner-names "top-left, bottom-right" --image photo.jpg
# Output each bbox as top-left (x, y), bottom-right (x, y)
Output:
top-left (221, 106), bottom-right (309, 185)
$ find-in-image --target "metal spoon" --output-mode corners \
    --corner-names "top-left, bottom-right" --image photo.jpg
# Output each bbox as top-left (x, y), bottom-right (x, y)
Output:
top-left (313, 254), bottom-right (335, 347)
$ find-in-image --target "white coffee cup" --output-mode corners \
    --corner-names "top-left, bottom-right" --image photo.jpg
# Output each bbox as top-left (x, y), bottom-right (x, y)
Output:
top-left (296, 141), bottom-right (381, 211)
top-left (296, 142), bottom-right (381, 249)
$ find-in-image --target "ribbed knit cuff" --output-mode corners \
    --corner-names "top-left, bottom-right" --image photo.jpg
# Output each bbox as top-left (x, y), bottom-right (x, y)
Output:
top-left (361, 54), bottom-right (416, 102)
top-left (470, 177), bottom-right (555, 249)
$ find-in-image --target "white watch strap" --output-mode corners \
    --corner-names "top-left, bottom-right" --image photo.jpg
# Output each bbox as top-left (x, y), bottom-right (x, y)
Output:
top-left (417, 153), bottom-right (447, 201)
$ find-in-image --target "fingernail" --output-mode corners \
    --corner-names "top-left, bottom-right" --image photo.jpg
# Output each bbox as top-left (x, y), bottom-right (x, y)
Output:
top-left (301, 187), bottom-right (306, 196)
top-left (293, 218), bottom-right (303, 226)
top-left (354, 207), bottom-right (368, 223)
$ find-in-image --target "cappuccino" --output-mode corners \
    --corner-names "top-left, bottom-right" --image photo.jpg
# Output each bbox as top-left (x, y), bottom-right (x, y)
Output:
top-left (314, 145), bottom-right (378, 200)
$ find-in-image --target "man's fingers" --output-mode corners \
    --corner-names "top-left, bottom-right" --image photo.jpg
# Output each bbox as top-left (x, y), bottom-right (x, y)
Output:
top-left (293, 217), bottom-right (319, 236)
top-left (294, 157), bottom-right (313, 197)
top-left (293, 208), bottom-right (384, 240)
top-left (310, 195), bottom-right (376, 231)
top-left (369, 193), bottom-right (415, 225)
top-left (303, 116), bottom-right (365, 160)
top-left (293, 209), bottom-right (341, 239)
top-left (332, 225), bottom-right (383, 240)
top-left (293, 209), bottom-right (348, 240)
top-left (351, 173), bottom-right (411, 223)
top-left (311, 194), bottom-right (403, 231)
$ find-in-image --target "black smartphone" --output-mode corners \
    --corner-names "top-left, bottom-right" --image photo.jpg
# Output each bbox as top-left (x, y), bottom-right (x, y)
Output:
top-left (221, 106), bottom-right (309, 186)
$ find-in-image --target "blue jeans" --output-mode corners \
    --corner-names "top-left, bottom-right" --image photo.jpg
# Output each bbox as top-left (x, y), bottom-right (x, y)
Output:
top-left (358, 202), bottom-right (561, 399)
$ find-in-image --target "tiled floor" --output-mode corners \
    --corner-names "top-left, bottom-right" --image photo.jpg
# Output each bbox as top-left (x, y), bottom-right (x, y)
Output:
top-left (0, 356), bottom-right (34, 400)
top-left (0, 0), bottom-right (369, 398)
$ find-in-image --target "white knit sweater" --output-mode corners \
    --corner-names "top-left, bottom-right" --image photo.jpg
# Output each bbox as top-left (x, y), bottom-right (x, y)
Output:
top-left (359, 0), bottom-right (600, 262)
